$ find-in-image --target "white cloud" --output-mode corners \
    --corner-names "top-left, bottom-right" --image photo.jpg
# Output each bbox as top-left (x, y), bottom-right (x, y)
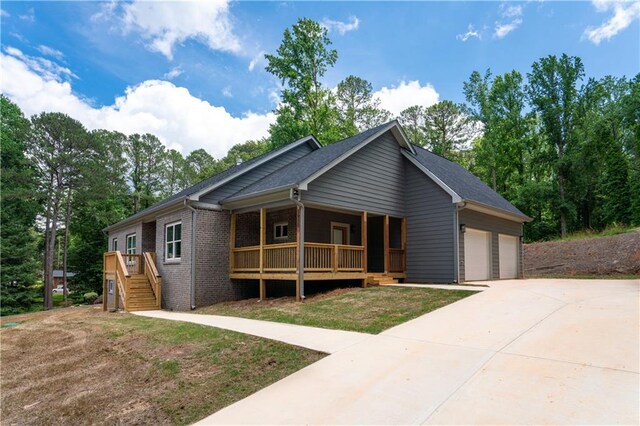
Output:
top-left (222, 86), bottom-right (233, 98)
top-left (96, 0), bottom-right (241, 60)
top-left (163, 67), bottom-right (183, 80)
top-left (19, 7), bottom-right (35, 22)
top-left (494, 18), bottom-right (523, 38)
top-left (583, 0), bottom-right (640, 44)
top-left (1, 9), bottom-right (10, 17)
top-left (36, 45), bottom-right (65, 60)
top-left (457, 24), bottom-right (482, 41)
top-left (248, 51), bottom-right (265, 72)
top-left (494, 2), bottom-right (524, 38)
top-left (321, 16), bottom-right (360, 35)
top-left (1, 49), bottom-right (274, 158)
top-left (3, 47), bottom-right (76, 81)
top-left (373, 80), bottom-right (440, 117)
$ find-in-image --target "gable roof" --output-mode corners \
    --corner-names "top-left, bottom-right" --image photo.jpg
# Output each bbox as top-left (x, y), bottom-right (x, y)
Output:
top-left (104, 135), bottom-right (321, 231)
top-left (223, 121), bottom-right (410, 203)
top-left (405, 144), bottom-right (531, 221)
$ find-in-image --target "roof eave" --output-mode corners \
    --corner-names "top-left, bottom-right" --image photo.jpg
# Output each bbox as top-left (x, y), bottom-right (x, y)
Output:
top-left (402, 150), bottom-right (463, 203)
top-left (460, 200), bottom-right (533, 223)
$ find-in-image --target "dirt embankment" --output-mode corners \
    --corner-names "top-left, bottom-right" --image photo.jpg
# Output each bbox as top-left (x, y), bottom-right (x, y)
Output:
top-left (524, 230), bottom-right (640, 276)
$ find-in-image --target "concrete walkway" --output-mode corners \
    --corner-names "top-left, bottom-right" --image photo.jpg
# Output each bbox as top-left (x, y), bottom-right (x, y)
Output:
top-left (385, 283), bottom-right (488, 291)
top-left (193, 278), bottom-right (639, 425)
top-left (133, 310), bottom-right (370, 354)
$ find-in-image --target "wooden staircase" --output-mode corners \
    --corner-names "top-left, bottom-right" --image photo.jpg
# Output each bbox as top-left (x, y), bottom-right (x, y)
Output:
top-left (366, 274), bottom-right (399, 286)
top-left (103, 251), bottom-right (161, 312)
top-left (127, 274), bottom-right (160, 311)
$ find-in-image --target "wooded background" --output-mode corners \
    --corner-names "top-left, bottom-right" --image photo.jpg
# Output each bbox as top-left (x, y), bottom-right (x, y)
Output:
top-left (2, 18), bottom-right (638, 314)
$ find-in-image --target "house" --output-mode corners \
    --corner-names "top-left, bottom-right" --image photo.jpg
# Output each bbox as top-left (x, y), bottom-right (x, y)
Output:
top-left (52, 270), bottom-right (76, 287)
top-left (102, 121), bottom-right (531, 312)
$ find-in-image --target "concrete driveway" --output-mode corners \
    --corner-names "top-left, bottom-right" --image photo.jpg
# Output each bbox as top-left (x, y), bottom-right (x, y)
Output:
top-left (196, 279), bottom-right (639, 425)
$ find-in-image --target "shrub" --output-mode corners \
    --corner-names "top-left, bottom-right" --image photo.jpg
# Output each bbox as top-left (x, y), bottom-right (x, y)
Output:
top-left (83, 292), bottom-right (98, 304)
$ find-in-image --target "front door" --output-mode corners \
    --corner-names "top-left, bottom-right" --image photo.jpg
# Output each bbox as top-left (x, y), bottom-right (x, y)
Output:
top-left (331, 222), bottom-right (349, 245)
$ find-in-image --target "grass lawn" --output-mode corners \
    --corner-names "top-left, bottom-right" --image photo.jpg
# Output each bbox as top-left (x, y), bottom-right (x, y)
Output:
top-left (0, 307), bottom-right (324, 425)
top-left (197, 286), bottom-right (476, 334)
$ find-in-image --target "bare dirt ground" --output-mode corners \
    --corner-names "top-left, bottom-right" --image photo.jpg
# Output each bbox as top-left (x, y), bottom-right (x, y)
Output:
top-left (524, 229), bottom-right (640, 276)
top-left (0, 306), bottom-right (323, 425)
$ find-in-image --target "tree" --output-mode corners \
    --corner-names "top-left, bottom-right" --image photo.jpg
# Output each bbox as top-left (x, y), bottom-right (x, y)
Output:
top-left (266, 18), bottom-right (340, 147)
top-left (163, 149), bottom-right (189, 197)
top-left (526, 54), bottom-right (585, 238)
top-left (398, 105), bottom-right (427, 146)
top-left (0, 96), bottom-right (40, 314)
top-left (335, 75), bottom-right (391, 136)
top-left (125, 133), bottom-right (166, 211)
top-left (185, 148), bottom-right (216, 184)
top-left (28, 112), bottom-right (89, 309)
top-left (423, 101), bottom-right (479, 162)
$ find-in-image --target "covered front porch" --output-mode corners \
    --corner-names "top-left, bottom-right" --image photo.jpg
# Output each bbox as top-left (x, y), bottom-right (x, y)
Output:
top-left (229, 204), bottom-right (406, 300)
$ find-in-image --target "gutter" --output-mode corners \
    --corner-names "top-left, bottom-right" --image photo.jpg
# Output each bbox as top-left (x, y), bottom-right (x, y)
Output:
top-left (289, 188), bottom-right (305, 300)
top-left (183, 200), bottom-right (222, 310)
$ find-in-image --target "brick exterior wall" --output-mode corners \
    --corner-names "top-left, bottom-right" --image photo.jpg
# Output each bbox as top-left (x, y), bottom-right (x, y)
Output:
top-left (194, 210), bottom-right (254, 307)
top-left (141, 221), bottom-right (156, 253)
top-left (156, 209), bottom-right (192, 311)
top-left (267, 208), bottom-right (297, 244)
top-left (108, 223), bottom-right (142, 253)
top-left (235, 212), bottom-right (260, 247)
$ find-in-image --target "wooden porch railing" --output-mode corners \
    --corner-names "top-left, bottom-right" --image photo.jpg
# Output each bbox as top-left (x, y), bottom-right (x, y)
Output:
top-left (389, 248), bottom-right (405, 273)
top-left (231, 242), bottom-right (366, 273)
top-left (103, 251), bottom-right (161, 311)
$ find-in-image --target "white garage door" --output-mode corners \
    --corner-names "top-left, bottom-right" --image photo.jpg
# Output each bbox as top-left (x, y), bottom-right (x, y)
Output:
top-left (464, 228), bottom-right (491, 281)
top-left (499, 234), bottom-right (519, 279)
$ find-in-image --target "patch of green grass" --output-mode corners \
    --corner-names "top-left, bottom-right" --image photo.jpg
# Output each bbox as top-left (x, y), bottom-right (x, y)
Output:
top-left (198, 286), bottom-right (475, 334)
top-left (537, 225), bottom-right (638, 243)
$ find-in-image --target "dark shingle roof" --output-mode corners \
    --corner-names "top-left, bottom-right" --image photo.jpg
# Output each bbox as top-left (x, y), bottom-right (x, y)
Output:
top-left (105, 136), bottom-right (318, 230)
top-left (409, 144), bottom-right (529, 219)
top-left (223, 121), bottom-right (395, 201)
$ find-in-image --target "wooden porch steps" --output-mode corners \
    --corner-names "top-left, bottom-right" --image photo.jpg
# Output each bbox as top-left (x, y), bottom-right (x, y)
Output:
top-left (366, 274), bottom-right (399, 286)
top-left (126, 274), bottom-right (158, 311)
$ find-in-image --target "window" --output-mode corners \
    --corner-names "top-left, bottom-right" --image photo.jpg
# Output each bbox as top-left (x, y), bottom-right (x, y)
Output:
top-left (126, 234), bottom-right (136, 254)
top-left (274, 222), bottom-right (288, 240)
top-left (165, 222), bottom-right (182, 260)
top-left (108, 280), bottom-right (114, 295)
top-left (331, 222), bottom-right (350, 245)
top-left (112, 238), bottom-right (118, 251)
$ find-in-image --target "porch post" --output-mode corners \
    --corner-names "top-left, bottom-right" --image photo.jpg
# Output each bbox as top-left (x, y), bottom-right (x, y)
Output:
top-left (361, 211), bottom-right (368, 287)
top-left (259, 208), bottom-right (266, 301)
top-left (102, 254), bottom-right (107, 311)
top-left (383, 215), bottom-right (390, 274)
top-left (296, 205), bottom-right (304, 301)
top-left (229, 213), bottom-right (236, 273)
top-left (401, 217), bottom-right (407, 273)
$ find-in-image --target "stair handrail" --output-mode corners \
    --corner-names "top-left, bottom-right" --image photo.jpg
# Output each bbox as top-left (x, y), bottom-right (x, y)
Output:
top-left (143, 252), bottom-right (162, 309)
top-left (114, 250), bottom-right (130, 310)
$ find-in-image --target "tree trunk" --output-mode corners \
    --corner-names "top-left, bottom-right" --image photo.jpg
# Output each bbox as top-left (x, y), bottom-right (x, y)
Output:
top-left (45, 197), bottom-right (60, 310)
top-left (43, 179), bottom-right (53, 310)
top-left (558, 170), bottom-right (567, 238)
top-left (491, 168), bottom-right (497, 191)
top-left (63, 192), bottom-right (72, 302)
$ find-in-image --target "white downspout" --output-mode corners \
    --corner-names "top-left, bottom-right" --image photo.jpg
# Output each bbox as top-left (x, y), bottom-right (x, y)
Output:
top-left (184, 201), bottom-right (198, 310)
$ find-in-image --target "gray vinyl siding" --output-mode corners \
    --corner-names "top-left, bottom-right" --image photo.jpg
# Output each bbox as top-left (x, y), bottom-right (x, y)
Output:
top-left (404, 161), bottom-right (456, 283)
top-left (303, 133), bottom-right (405, 216)
top-left (201, 143), bottom-right (315, 204)
top-left (458, 209), bottom-right (523, 282)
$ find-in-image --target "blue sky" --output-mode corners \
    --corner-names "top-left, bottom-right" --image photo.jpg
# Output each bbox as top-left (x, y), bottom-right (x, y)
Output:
top-left (1, 1), bottom-right (638, 157)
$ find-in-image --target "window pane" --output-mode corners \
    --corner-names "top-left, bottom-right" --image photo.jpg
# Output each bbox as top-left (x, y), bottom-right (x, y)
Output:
top-left (175, 224), bottom-right (181, 241)
top-left (282, 225), bottom-right (288, 237)
top-left (167, 242), bottom-right (173, 258)
top-left (175, 241), bottom-right (181, 258)
top-left (167, 226), bottom-right (173, 242)
top-left (275, 226), bottom-right (281, 238)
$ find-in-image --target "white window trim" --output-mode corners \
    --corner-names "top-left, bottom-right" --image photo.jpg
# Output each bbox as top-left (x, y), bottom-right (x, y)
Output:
top-left (274, 222), bottom-right (289, 240)
top-left (112, 238), bottom-right (118, 252)
top-left (165, 221), bottom-right (182, 262)
top-left (125, 233), bottom-right (136, 254)
top-left (331, 222), bottom-right (351, 245)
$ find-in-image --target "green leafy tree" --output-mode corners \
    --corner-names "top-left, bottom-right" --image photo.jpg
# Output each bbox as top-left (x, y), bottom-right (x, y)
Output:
top-left (185, 148), bottom-right (217, 184)
top-left (335, 75), bottom-right (391, 136)
top-left (398, 105), bottom-right (427, 146)
top-left (0, 96), bottom-right (40, 314)
top-left (125, 133), bottom-right (166, 211)
top-left (163, 149), bottom-right (189, 197)
top-left (526, 54), bottom-right (585, 238)
top-left (423, 101), bottom-right (479, 163)
top-left (266, 18), bottom-right (340, 147)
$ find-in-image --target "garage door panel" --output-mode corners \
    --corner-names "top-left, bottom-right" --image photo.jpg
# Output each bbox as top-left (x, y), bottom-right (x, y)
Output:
top-left (499, 234), bottom-right (518, 279)
top-left (464, 228), bottom-right (490, 281)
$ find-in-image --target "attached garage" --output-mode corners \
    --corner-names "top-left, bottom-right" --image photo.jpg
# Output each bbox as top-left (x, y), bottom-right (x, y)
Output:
top-left (499, 234), bottom-right (519, 279)
top-left (463, 228), bottom-right (491, 281)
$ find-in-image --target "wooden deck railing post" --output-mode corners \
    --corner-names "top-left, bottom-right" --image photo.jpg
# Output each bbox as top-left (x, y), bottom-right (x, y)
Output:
top-left (401, 217), bottom-right (407, 273)
top-left (259, 208), bottom-right (266, 301)
top-left (333, 244), bottom-right (339, 273)
top-left (229, 213), bottom-right (236, 273)
top-left (361, 211), bottom-right (368, 276)
top-left (383, 215), bottom-right (390, 274)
